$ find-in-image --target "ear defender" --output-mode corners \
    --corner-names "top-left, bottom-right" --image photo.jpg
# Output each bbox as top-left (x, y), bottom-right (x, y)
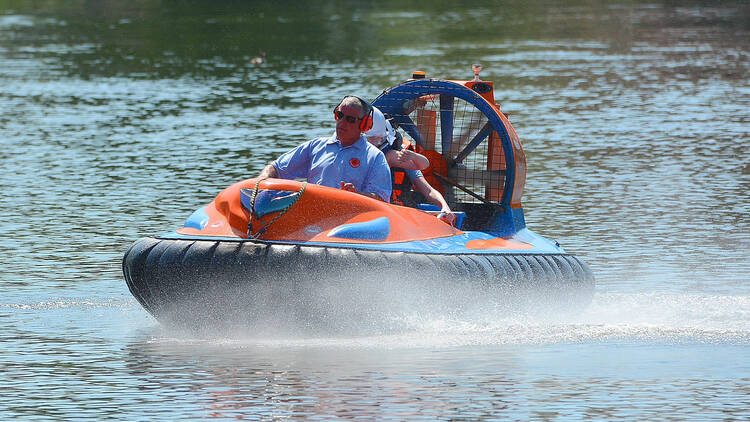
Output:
top-left (359, 104), bottom-right (373, 132)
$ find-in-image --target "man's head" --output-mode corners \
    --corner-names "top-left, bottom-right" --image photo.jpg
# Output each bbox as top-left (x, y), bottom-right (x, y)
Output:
top-left (334, 96), bottom-right (372, 146)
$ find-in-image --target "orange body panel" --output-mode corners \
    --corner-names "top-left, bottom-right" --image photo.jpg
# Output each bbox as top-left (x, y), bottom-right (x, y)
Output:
top-left (177, 178), bottom-right (462, 243)
top-left (460, 80), bottom-right (496, 104)
top-left (486, 130), bottom-right (505, 202)
top-left (416, 108), bottom-right (437, 150)
top-left (500, 111), bottom-right (526, 209)
top-left (420, 149), bottom-right (447, 195)
top-left (465, 237), bottom-right (532, 250)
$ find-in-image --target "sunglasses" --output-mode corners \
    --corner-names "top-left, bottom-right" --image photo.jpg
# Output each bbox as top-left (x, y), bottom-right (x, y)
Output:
top-left (334, 110), bottom-right (363, 124)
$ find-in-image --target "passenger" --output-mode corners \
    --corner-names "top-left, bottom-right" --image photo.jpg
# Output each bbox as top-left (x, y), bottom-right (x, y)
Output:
top-left (365, 109), bottom-right (429, 171)
top-left (365, 107), bottom-right (457, 226)
top-left (257, 96), bottom-right (392, 202)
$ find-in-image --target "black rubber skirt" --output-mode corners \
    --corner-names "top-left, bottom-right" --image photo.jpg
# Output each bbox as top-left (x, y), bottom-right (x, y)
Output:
top-left (123, 237), bottom-right (595, 331)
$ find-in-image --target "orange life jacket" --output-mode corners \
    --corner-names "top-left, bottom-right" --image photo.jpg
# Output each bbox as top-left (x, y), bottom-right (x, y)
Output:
top-left (390, 141), bottom-right (449, 207)
top-left (391, 166), bottom-right (413, 206)
top-left (391, 142), bottom-right (425, 207)
top-left (391, 140), bottom-right (416, 205)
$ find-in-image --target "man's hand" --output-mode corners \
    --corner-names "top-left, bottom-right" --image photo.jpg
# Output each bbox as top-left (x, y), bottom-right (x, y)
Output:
top-left (437, 210), bottom-right (457, 226)
top-left (340, 182), bottom-right (384, 201)
top-left (340, 182), bottom-right (357, 192)
top-left (258, 164), bottom-right (278, 179)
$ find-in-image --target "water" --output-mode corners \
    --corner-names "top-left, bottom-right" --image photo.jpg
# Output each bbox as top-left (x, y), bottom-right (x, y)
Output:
top-left (1, 0), bottom-right (749, 419)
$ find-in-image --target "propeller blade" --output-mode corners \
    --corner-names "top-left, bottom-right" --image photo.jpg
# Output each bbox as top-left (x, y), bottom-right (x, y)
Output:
top-left (454, 120), bottom-right (494, 164)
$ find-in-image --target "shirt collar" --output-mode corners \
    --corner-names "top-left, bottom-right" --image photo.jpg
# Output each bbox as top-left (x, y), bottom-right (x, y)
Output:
top-left (327, 133), bottom-right (367, 150)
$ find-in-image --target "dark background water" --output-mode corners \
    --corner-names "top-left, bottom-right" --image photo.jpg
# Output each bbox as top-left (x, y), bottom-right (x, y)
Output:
top-left (1, 0), bottom-right (749, 419)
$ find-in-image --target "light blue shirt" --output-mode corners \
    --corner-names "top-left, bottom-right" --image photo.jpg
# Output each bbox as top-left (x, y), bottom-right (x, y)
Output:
top-left (272, 135), bottom-right (392, 202)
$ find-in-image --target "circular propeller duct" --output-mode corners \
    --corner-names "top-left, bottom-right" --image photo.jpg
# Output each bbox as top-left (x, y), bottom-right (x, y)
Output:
top-left (372, 77), bottom-right (524, 209)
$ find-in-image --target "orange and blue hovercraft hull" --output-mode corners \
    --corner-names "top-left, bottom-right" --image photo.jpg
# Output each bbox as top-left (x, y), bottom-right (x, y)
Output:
top-left (123, 75), bottom-right (596, 329)
top-left (122, 179), bottom-right (594, 328)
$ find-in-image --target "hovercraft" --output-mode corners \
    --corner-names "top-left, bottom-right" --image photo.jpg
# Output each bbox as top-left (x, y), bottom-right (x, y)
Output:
top-left (123, 69), bottom-right (594, 327)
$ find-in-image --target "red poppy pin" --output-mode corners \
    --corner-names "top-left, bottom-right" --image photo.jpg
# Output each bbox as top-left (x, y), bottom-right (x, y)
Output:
top-left (349, 158), bottom-right (360, 168)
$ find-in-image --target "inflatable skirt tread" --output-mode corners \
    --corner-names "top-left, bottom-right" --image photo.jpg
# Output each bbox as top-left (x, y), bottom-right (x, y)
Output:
top-left (122, 237), bottom-right (594, 319)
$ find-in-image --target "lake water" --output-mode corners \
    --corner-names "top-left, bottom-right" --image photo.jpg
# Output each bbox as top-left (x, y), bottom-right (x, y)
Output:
top-left (1, 1), bottom-right (749, 419)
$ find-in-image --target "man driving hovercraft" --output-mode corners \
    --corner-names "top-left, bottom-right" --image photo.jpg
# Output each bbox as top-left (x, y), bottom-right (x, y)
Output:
top-left (257, 96), bottom-right (392, 202)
